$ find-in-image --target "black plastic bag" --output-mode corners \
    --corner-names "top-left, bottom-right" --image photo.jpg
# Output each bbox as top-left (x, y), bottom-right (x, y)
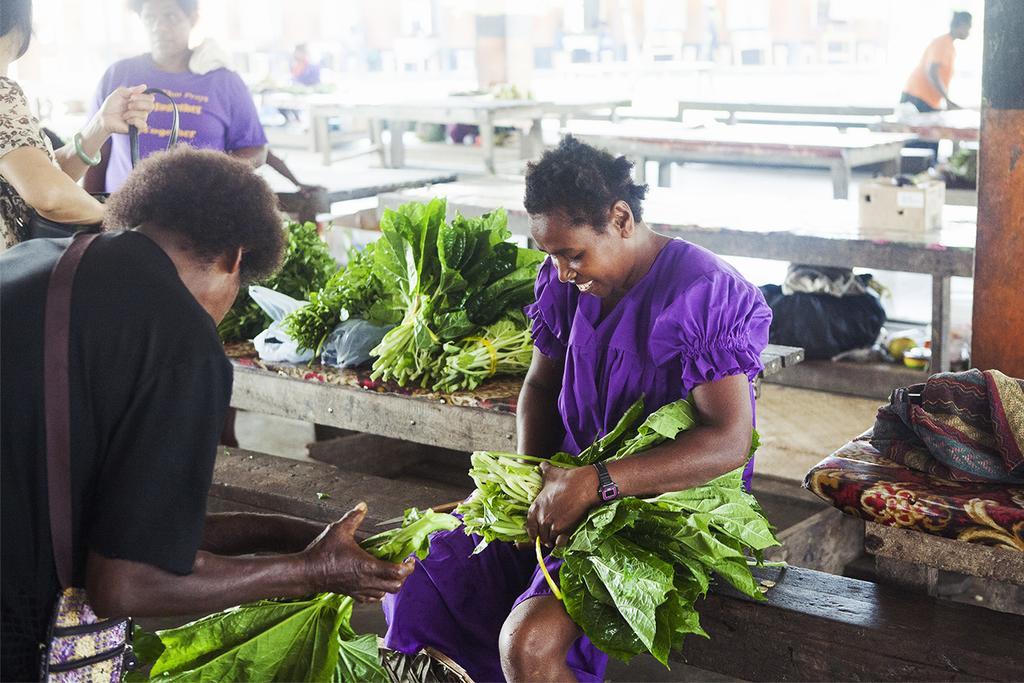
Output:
top-left (760, 283), bottom-right (886, 360)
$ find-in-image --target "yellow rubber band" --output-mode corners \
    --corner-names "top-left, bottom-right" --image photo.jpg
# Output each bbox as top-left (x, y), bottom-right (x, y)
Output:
top-left (536, 537), bottom-right (563, 601)
top-left (467, 336), bottom-right (498, 376)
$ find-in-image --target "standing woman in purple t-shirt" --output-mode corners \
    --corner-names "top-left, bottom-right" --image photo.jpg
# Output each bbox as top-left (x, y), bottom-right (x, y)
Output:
top-left (383, 137), bottom-right (772, 681)
top-left (84, 0), bottom-right (268, 193)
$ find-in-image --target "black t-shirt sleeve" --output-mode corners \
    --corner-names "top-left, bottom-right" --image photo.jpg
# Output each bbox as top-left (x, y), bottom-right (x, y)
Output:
top-left (86, 352), bottom-right (232, 575)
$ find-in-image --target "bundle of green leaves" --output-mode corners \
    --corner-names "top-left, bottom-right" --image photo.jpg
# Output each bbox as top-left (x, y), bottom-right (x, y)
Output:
top-left (133, 508), bottom-right (460, 682)
top-left (282, 199), bottom-right (544, 390)
top-left (368, 200), bottom-right (544, 388)
top-left (431, 312), bottom-right (534, 393)
top-left (218, 221), bottom-right (339, 343)
top-left (457, 398), bottom-right (778, 667)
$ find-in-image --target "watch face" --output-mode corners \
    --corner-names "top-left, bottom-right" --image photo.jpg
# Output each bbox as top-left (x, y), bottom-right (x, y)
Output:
top-left (600, 484), bottom-right (619, 502)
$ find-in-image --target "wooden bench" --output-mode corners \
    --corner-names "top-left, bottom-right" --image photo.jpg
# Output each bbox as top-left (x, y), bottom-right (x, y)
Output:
top-left (207, 446), bottom-right (466, 532)
top-left (674, 100), bottom-right (893, 130)
top-left (565, 120), bottom-right (912, 198)
top-left (229, 344), bottom-right (802, 454)
top-left (257, 166), bottom-right (458, 223)
top-left (683, 564), bottom-right (1024, 681)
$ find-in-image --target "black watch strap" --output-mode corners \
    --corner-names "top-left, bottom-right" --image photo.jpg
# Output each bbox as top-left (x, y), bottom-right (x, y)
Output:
top-left (593, 461), bottom-right (614, 488)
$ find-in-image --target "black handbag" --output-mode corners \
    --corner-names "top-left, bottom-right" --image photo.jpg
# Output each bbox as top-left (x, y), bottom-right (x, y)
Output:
top-left (25, 88), bottom-right (179, 240)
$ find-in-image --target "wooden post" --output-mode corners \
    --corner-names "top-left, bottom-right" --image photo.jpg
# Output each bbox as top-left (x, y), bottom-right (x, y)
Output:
top-left (973, 0), bottom-right (1024, 376)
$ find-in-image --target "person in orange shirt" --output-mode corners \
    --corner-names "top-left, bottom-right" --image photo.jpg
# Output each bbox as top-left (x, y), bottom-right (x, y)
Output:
top-left (900, 12), bottom-right (972, 112)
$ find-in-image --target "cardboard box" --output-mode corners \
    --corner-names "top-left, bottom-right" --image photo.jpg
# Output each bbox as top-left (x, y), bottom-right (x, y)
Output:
top-left (859, 177), bottom-right (945, 231)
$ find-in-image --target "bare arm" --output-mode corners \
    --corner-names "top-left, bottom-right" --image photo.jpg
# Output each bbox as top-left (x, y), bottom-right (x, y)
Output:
top-left (229, 145), bottom-right (269, 168)
top-left (528, 373), bottom-right (754, 546)
top-left (201, 512), bottom-right (325, 556)
top-left (927, 63), bottom-right (959, 109)
top-left (516, 348), bottom-right (565, 458)
top-left (85, 504), bottom-right (413, 619)
top-left (83, 141), bottom-right (111, 194)
top-left (60, 85), bottom-right (155, 183)
top-left (53, 119), bottom-right (107, 183)
top-left (0, 147), bottom-right (103, 224)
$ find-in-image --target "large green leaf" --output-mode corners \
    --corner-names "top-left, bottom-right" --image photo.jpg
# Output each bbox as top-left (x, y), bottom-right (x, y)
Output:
top-left (151, 593), bottom-right (350, 682)
top-left (335, 633), bottom-right (387, 683)
top-left (586, 537), bottom-right (675, 652)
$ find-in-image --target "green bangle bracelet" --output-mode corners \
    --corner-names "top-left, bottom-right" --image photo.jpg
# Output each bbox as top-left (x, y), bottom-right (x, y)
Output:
top-left (73, 132), bottom-right (102, 166)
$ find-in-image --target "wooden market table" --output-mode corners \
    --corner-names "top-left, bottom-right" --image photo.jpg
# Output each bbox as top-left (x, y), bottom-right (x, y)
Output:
top-left (228, 345), bottom-right (803, 454)
top-left (565, 120), bottom-right (913, 198)
top-left (380, 180), bottom-right (975, 392)
top-left (351, 97), bottom-right (629, 173)
top-left (257, 165), bottom-right (457, 222)
top-left (673, 99), bottom-right (893, 128)
top-left (259, 94), bottom-right (628, 171)
top-left (872, 108), bottom-right (981, 143)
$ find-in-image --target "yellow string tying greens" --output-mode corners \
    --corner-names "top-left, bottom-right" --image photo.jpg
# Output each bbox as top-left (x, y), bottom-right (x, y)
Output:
top-left (467, 336), bottom-right (498, 376)
top-left (536, 536), bottom-right (563, 601)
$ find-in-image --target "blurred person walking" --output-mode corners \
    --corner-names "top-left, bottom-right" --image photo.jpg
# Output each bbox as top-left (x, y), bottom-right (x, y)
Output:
top-left (900, 11), bottom-right (973, 112)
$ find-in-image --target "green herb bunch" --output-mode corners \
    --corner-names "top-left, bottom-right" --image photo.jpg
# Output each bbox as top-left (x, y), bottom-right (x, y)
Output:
top-left (218, 221), bottom-right (338, 343)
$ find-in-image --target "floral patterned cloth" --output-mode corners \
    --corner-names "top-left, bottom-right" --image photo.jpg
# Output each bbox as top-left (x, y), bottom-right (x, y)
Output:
top-left (0, 76), bottom-right (56, 250)
top-left (805, 434), bottom-right (1024, 551)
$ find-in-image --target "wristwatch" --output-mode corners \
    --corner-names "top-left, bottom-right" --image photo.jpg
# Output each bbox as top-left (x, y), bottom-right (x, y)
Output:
top-left (593, 462), bottom-right (620, 502)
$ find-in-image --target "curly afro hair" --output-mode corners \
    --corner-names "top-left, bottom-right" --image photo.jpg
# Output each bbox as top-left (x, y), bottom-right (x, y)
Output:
top-left (524, 135), bottom-right (648, 230)
top-left (103, 146), bottom-right (284, 284)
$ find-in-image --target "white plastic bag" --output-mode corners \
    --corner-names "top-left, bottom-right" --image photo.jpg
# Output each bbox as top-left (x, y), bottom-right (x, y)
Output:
top-left (320, 319), bottom-right (394, 368)
top-left (248, 286), bottom-right (314, 363)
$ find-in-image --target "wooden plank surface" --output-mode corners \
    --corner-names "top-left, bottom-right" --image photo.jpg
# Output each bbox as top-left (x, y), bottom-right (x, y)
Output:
top-left (380, 181), bottom-right (976, 276)
top-left (684, 564), bottom-right (1024, 681)
top-left (231, 365), bottom-right (518, 453)
top-left (874, 110), bottom-right (981, 142)
top-left (676, 100), bottom-right (894, 117)
top-left (260, 166), bottom-right (458, 202)
top-left (231, 345), bottom-right (801, 452)
top-left (865, 523), bottom-right (1024, 585)
top-left (209, 447), bottom-right (459, 531)
top-left (566, 120), bottom-right (913, 155)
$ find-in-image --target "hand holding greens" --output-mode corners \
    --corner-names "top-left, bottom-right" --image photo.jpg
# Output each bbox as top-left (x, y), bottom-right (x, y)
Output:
top-left (137, 508), bottom-right (459, 682)
top-left (458, 398), bottom-right (777, 667)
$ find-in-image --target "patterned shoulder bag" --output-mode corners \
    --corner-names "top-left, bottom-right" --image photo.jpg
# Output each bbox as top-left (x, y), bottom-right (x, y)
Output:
top-left (39, 232), bottom-right (137, 682)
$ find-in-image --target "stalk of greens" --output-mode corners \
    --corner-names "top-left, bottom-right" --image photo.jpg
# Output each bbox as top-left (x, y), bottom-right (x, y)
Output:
top-left (457, 398), bottom-right (777, 667)
top-left (218, 221), bottom-right (339, 343)
top-left (431, 313), bottom-right (534, 393)
top-left (136, 508), bottom-right (460, 682)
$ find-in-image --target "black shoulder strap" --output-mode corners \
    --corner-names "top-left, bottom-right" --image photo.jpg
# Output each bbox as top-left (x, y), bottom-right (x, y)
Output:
top-left (43, 232), bottom-right (100, 588)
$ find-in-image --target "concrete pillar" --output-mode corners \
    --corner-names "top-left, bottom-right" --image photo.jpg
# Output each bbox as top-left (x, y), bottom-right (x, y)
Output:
top-left (474, 10), bottom-right (534, 91)
top-left (972, 0), bottom-right (1024, 376)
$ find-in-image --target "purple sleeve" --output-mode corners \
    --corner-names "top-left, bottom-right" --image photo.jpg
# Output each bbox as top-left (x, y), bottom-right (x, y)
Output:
top-left (523, 257), bottom-right (577, 360)
top-left (649, 271), bottom-right (772, 389)
top-left (221, 71), bottom-right (267, 150)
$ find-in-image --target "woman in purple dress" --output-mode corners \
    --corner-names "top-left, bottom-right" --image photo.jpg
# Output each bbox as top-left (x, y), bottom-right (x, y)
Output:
top-left (384, 137), bottom-right (771, 681)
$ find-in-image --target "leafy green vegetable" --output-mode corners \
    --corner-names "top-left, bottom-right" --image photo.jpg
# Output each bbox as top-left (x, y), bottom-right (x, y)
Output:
top-left (283, 243), bottom-right (402, 355)
top-left (458, 398), bottom-right (777, 667)
top-left (145, 508), bottom-right (458, 682)
top-left (219, 221), bottom-right (338, 343)
top-left (276, 200), bottom-right (543, 391)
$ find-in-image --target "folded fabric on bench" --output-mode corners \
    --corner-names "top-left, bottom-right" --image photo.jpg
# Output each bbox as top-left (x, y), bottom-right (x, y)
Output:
top-left (804, 435), bottom-right (1024, 550)
top-left (872, 369), bottom-right (1024, 484)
